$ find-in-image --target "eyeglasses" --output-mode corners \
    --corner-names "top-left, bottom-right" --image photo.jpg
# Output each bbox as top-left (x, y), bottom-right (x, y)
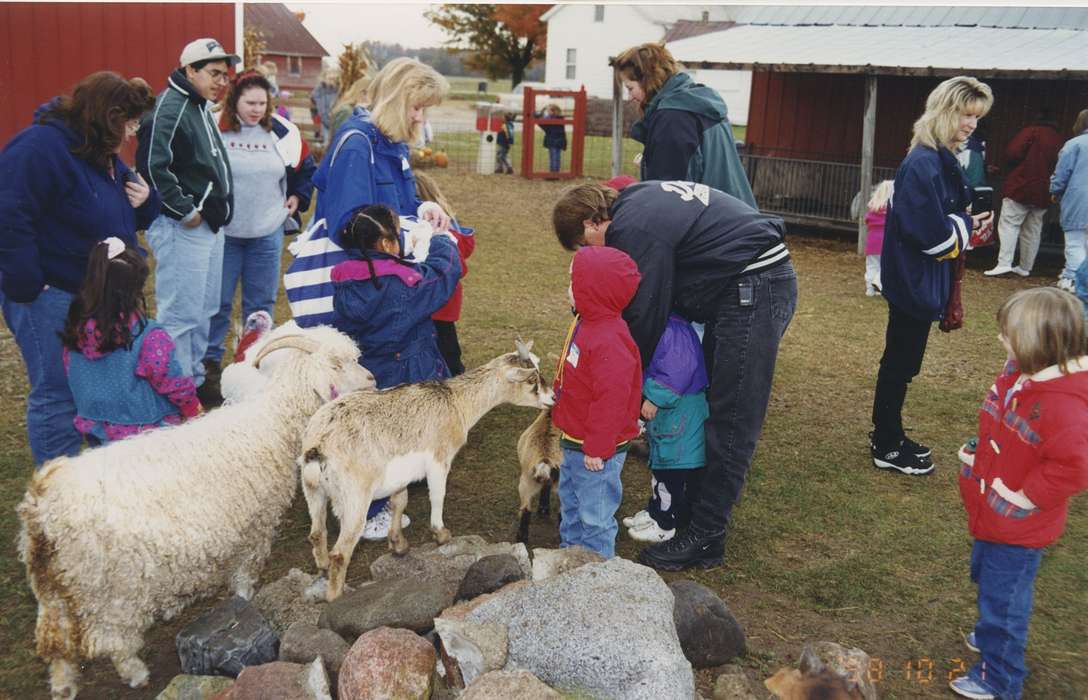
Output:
top-left (202, 67), bottom-right (230, 83)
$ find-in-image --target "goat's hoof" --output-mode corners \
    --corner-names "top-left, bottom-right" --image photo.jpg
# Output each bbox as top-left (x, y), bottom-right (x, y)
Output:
top-left (433, 527), bottom-right (452, 545)
top-left (389, 534), bottom-right (410, 556)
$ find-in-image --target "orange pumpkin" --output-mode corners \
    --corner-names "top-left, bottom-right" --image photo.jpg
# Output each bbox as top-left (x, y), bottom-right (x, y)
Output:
top-left (434, 151), bottom-right (449, 168)
top-left (422, 147), bottom-right (433, 157)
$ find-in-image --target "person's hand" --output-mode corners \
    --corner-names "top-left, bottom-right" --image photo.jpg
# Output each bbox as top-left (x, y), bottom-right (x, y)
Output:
top-left (641, 399), bottom-right (658, 421)
top-left (584, 455), bottom-right (604, 471)
top-left (1051, 194), bottom-right (1060, 205)
top-left (971, 211), bottom-right (993, 231)
top-left (182, 211), bottom-right (203, 229)
top-left (124, 172), bottom-right (150, 208)
top-left (422, 204), bottom-right (451, 233)
top-left (285, 195), bottom-right (300, 217)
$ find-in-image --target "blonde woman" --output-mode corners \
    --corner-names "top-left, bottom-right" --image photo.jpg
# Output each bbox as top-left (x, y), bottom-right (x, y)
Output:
top-left (870, 76), bottom-right (994, 475)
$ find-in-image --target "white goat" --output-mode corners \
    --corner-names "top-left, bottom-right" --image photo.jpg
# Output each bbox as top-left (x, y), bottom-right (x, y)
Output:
top-left (16, 326), bottom-right (374, 699)
top-left (515, 407), bottom-right (563, 544)
top-left (299, 340), bottom-right (553, 601)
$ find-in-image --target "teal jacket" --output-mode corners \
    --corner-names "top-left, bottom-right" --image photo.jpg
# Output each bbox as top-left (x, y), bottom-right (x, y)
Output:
top-left (643, 378), bottom-right (708, 470)
top-left (631, 72), bottom-right (755, 208)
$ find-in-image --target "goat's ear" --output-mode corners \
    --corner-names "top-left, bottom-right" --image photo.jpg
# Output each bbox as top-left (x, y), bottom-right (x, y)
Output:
top-left (504, 366), bottom-right (537, 383)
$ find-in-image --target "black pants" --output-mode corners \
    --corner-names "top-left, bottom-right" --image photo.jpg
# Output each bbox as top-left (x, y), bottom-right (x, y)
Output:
top-left (648, 468), bottom-right (703, 530)
top-left (871, 301), bottom-right (932, 450)
top-left (434, 320), bottom-right (465, 376)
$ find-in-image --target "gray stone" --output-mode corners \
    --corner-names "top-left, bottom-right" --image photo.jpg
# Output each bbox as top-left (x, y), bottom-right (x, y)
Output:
top-left (318, 577), bottom-right (456, 640)
top-left (279, 622), bottom-right (350, 674)
top-left (176, 596), bottom-right (279, 678)
top-left (338, 627), bottom-right (435, 700)
top-left (154, 674), bottom-right (234, 700)
top-left (221, 659), bottom-right (332, 700)
top-left (712, 665), bottom-right (760, 700)
top-left (669, 580), bottom-right (746, 668)
top-left (434, 618), bottom-right (508, 687)
top-left (251, 568), bottom-right (325, 635)
top-left (370, 536), bottom-right (531, 591)
top-left (530, 546), bottom-right (604, 581)
top-left (461, 670), bottom-right (561, 699)
top-left (799, 641), bottom-right (877, 700)
top-left (467, 557), bottom-right (693, 699)
top-left (456, 554), bottom-right (526, 602)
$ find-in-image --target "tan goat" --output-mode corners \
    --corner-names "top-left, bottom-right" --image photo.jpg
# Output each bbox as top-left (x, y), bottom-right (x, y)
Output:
top-left (298, 340), bottom-right (553, 600)
top-left (515, 407), bottom-right (562, 544)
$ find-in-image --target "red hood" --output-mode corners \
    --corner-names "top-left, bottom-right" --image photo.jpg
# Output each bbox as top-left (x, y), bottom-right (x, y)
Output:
top-left (571, 246), bottom-right (640, 321)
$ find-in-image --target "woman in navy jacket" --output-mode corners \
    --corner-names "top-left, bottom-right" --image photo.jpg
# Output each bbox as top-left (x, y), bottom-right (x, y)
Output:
top-left (0, 71), bottom-right (159, 465)
top-left (871, 76), bottom-right (994, 475)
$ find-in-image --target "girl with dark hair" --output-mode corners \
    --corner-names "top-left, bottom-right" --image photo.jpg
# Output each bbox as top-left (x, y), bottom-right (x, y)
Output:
top-left (200, 70), bottom-right (316, 405)
top-left (0, 70), bottom-right (159, 464)
top-left (329, 204), bottom-right (461, 539)
top-left (61, 238), bottom-right (200, 445)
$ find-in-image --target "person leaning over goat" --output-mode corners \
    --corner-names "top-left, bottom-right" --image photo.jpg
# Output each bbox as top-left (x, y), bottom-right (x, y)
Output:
top-left (552, 246), bottom-right (643, 558)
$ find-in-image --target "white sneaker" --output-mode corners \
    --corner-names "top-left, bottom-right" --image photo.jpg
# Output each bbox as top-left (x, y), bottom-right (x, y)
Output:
top-left (628, 520), bottom-right (675, 542)
top-left (1011, 266), bottom-right (1030, 277)
top-left (361, 507), bottom-right (411, 541)
top-left (1057, 277), bottom-right (1076, 292)
top-left (622, 510), bottom-right (653, 529)
top-left (983, 265), bottom-right (1014, 276)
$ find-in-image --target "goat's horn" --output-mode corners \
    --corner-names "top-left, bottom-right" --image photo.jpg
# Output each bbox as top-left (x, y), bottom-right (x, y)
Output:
top-left (253, 334), bottom-right (321, 368)
top-left (514, 336), bottom-right (533, 360)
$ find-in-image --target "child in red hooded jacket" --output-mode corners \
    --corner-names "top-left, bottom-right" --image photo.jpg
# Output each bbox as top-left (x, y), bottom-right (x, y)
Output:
top-left (552, 246), bottom-right (643, 558)
top-left (951, 287), bottom-right (1088, 700)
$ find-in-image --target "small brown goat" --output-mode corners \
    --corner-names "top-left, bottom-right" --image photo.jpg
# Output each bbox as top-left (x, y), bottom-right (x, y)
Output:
top-left (515, 407), bottom-right (563, 543)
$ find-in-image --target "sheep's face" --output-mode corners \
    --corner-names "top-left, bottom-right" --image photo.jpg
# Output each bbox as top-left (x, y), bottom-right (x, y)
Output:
top-left (326, 356), bottom-right (376, 397)
top-left (504, 340), bottom-right (554, 409)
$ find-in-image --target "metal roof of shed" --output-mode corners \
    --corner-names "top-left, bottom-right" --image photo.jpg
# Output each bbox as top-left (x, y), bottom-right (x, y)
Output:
top-left (668, 23), bottom-right (1088, 78)
top-left (724, 5), bottom-right (1088, 30)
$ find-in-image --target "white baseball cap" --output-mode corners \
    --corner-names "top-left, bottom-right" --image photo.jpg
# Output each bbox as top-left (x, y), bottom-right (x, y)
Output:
top-left (179, 38), bottom-right (241, 67)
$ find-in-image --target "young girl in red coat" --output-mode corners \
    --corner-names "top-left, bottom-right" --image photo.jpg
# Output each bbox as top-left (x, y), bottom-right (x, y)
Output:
top-left (864, 180), bottom-right (893, 296)
top-left (952, 287), bottom-right (1088, 700)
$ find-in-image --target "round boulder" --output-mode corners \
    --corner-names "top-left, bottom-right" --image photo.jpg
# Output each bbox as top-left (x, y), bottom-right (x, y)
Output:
top-left (669, 580), bottom-right (746, 668)
top-left (456, 554), bottom-right (526, 602)
top-left (338, 627), bottom-right (435, 700)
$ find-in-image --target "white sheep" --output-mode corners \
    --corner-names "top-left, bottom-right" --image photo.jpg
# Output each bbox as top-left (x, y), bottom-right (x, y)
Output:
top-left (299, 339), bottom-right (553, 601)
top-left (16, 325), bottom-right (374, 699)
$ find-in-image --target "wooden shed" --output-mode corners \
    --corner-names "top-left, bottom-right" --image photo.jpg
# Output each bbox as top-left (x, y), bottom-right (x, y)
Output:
top-left (244, 3), bottom-right (328, 92)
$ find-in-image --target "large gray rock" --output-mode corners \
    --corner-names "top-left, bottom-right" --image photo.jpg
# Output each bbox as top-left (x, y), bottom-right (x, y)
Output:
top-left (338, 627), bottom-right (435, 700)
top-left (154, 674), bottom-right (234, 700)
top-left (456, 554), bottom-right (526, 602)
top-left (279, 622), bottom-right (350, 674)
top-left (218, 659), bottom-right (332, 700)
top-left (319, 577), bottom-right (456, 640)
top-left (370, 536), bottom-right (531, 591)
top-left (669, 580), bottom-right (746, 668)
top-left (461, 670), bottom-right (561, 699)
top-left (530, 546), bottom-right (604, 581)
top-left (176, 596), bottom-right (279, 678)
top-left (434, 617), bottom-right (508, 687)
top-left (251, 569), bottom-right (325, 634)
top-left (467, 557), bottom-right (693, 699)
top-left (800, 641), bottom-right (877, 700)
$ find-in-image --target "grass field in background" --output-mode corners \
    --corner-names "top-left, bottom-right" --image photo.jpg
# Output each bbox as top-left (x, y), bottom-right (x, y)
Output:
top-left (0, 173), bottom-right (1084, 698)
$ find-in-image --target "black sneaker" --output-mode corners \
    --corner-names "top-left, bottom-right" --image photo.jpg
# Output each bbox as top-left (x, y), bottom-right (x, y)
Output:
top-left (637, 525), bottom-right (725, 571)
top-left (871, 441), bottom-right (935, 475)
top-left (869, 431), bottom-right (931, 460)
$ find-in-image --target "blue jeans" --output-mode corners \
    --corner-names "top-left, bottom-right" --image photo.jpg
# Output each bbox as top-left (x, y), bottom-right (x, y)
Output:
top-left (692, 261), bottom-right (798, 532)
top-left (1061, 228), bottom-right (1086, 280)
top-left (1075, 256), bottom-right (1088, 318)
top-left (1, 287), bottom-right (83, 465)
top-left (205, 229), bottom-right (284, 364)
top-left (558, 447), bottom-right (626, 558)
top-left (969, 540), bottom-right (1043, 700)
top-left (548, 147), bottom-right (562, 172)
top-left (147, 216), bottom-right (224, 385)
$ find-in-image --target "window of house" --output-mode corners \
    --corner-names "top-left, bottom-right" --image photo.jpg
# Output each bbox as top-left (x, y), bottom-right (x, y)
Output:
top-left (288, 56), bottom-right (302, 76)
top-left (594, 5), bottom-right (605, 22)
top-left (566, 48), bottom-right (576, 80)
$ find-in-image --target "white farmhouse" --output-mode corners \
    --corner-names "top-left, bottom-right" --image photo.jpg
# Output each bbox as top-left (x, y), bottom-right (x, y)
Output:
top-left (541, 3), bottom-right (751, 124)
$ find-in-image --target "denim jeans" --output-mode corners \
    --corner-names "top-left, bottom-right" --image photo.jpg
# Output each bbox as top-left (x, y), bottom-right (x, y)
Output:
top-left (1061, 228), bottom-right (1086, 280)
top-left (690, 261), bottom-right (798, 532)
top-left (205, 228), bottom-right (284, 364)
top-left (548, 147), bottom-right (562, 172)
top-left (872, 301), bottom-right (933, 449)
top-left (147, 216), bottom-right (224, 384)
top-left (1, 287), bottom-right (83, 465)
top-left (1075, 256), bottom-right (1088, 317)
top-left (558, 447), bottom-right (626, 558)
top-left (969, 540), bottom-right (1043, 700)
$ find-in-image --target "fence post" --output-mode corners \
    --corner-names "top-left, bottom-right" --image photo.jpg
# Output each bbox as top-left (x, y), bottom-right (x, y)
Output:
top-left (858, 74), bottom-right (878, 255)
top-left (521, 87), bottom-right (535, 178)
top-left (611, 74), bottom-right (623, 178)
top-left (572, 89), bottom-right (586, 178)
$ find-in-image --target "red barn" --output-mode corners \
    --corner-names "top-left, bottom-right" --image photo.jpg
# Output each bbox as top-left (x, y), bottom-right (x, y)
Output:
top-left (245, 3), bottom-right (328, 92)
top-left (0, 2), bottom-right (238, 149)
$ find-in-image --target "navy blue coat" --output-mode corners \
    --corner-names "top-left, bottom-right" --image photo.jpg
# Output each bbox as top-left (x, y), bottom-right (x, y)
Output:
top-left (881, 145), bottom-right (972, 322)
top-left (0, 102), bottom-right (160, 302)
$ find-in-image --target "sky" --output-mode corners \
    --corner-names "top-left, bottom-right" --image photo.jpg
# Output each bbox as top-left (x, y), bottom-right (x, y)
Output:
top-left (287, 2), bottom-right (449, 54)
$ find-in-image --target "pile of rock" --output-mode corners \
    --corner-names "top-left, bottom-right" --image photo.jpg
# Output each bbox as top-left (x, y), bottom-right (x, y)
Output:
top-left (156, 536), bottom-right (751, 699)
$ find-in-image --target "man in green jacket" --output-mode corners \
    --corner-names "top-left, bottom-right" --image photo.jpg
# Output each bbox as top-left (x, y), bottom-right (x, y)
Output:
top-left (137, 37), bottom-right (237, 395)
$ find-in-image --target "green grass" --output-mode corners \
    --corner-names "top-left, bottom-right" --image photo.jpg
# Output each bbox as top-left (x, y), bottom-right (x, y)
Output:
top-left (1, 175), bottom-right (1085, 698)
